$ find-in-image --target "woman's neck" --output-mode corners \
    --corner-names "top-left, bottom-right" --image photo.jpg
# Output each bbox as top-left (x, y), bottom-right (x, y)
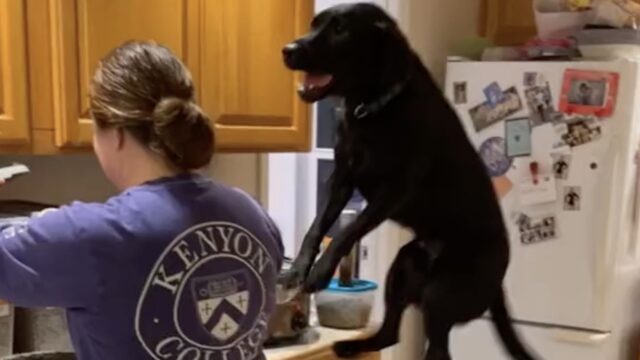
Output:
top-left (117, 147), bottom-right (184, 191)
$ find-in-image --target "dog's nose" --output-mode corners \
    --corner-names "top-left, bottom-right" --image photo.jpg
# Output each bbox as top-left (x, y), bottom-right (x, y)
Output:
top-left (282, 42), bottom-right (303, 67)
top-left (282, 43), bottom-right (299, 59)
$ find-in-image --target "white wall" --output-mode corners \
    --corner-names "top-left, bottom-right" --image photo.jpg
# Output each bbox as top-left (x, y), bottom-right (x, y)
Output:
top-left (394, 0), bottom-right (481, 85)
top-left (0, 154), bottom-right (262, 205)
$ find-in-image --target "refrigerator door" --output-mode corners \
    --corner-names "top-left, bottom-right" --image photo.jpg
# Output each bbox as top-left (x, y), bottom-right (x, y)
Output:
top-left (444, 61), bottom-right (640, 331)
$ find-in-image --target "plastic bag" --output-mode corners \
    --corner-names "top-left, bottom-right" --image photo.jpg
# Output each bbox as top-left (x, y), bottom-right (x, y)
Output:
top-left (592, 0), bottom-right (640, 28)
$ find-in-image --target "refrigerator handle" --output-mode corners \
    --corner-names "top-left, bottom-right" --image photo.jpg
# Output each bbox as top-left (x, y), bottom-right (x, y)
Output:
top-left (551, 328), bottom-right (611, 345)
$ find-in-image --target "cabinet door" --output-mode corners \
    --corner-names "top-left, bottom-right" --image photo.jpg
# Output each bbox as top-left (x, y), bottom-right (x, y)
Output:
top-left (0, 0), bottom-right (30, 144)
top-left (483, 0), bottom-right (536, 46)
top-left (193, 0), bottom-right (313, 152)
top-left (49, 0), bottom-right (190, 147)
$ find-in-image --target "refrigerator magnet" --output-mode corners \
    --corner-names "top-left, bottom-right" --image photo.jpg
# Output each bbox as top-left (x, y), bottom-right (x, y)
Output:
top-left (523, 72), bottom-right (547, 88)
top-left (525, 84), bottom-right (563, 127)
top-left (560, 116), bottom-right (602, 148)
top-left (468, 86), bottom-right (523, 132)
top-left (505, 118), bottom-right (532, 157)
top-left (483, 82), bottom-right (505, 108)
top-left (492, 175), bottom-right (513, 199)
top-left (517, 213), bottom-right (557, 245)
top-left (478, 137), bottom-right (512, 178)
top-left (524, 72), bottom-right (537, 87)
top-left (559, 69), bottom-right (619, 118)
top-left (453, 82), bottom-right (467, 105)
top-left (551, 151), bottom-right (572, 180)
top-left (563, 186), bottom-right (581, 211)
top-left (518, 176), bottom-right (558, 206)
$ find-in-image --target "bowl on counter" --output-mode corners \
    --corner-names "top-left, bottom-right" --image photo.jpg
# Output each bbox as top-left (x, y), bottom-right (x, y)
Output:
top-left (315, 279), bottom-right (377, 330)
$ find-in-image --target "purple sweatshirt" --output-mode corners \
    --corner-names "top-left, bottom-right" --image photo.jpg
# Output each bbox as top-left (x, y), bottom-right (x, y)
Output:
top-left (0, 173), bottom-right (283, 359)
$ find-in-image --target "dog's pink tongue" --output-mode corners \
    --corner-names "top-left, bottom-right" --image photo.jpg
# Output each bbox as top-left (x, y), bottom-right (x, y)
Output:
top-left (304, 73), bottom-right (333, 87)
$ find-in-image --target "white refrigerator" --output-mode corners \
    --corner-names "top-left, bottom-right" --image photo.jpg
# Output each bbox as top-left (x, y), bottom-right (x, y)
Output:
top-left (444, 60), bottom-right (640, 360)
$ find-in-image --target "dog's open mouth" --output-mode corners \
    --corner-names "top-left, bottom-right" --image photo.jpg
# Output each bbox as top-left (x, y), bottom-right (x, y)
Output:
top-left (298, 73), bottom-right (334, 102)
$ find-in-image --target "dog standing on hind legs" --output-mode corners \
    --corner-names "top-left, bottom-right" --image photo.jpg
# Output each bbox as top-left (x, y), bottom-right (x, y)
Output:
top-left (280, 3), bottom-right (541, 360)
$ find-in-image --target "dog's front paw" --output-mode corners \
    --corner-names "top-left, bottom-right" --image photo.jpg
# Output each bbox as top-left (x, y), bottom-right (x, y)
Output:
top-left (333, 340), bottom-right (361, 358)
top-left (278, 267), bottom-right (305, 290)
top-left (303, 261), bottom-right (334, 293)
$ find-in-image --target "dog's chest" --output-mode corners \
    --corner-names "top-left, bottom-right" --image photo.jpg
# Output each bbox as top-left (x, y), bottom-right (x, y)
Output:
top-left (343, 126), bottom-right (398, 198)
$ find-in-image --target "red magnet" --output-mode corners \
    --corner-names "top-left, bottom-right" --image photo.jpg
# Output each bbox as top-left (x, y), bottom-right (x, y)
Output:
top-left (529, 161), bottom-right (539, 185)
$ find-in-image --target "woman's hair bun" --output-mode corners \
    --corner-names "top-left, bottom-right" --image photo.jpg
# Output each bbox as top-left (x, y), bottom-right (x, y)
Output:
top-left (152, 97), bottom-right (215, 170)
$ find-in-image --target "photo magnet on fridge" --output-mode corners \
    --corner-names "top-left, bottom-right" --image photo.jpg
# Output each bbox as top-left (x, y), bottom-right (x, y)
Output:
top-left (505, 117), bottom-right (532, 157)
top-left (478, 137), bottom-right (513, 178)
top-left (560, 115), bottom-right (602, 148)
top-left (523, 72), bottom-right (547, 88)
top-left (453, 82), bottom-right (467, 105)
top-left (551, 152), bottom-right (572, 180)
top-left (559, 69), bottom-right (619, 118)
top-left (525, 83), bottom-right (563, 127)
top-left (515, 213), bottom-right (557, 245)
top-left (483, 82), bottom-right (505, 108)
top-left (563, 186), bottom-right (581, 211)
top-left (524, 72), bottom-right (537, 87)
top-left (469, 86), bottom-right (523, 132)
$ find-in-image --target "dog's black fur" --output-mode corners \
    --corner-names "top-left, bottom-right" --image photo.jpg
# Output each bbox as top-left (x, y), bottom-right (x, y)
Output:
top-left (281, 4), bottom-right (539, 360)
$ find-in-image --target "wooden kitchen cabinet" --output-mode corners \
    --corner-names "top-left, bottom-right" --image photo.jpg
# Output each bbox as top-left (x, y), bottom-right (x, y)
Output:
top-left (481, 0), bottom-right (537, 46)
top-left (0, 0), bottom-right (313, 154)
top-left (0, 0), bottom-right (30, 144)
top-left (48, 0), bottom-right (190, 148)
top-left (192, 0), bottom-right (313, 152)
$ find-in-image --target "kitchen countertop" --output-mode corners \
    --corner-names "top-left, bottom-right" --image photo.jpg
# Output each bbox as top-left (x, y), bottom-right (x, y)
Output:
top-left (265, 326), bottom-right (376, 360)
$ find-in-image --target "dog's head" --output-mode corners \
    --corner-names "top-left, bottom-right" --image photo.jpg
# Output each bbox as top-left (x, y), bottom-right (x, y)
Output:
top-left (282, 3), bottom-right (410, 103)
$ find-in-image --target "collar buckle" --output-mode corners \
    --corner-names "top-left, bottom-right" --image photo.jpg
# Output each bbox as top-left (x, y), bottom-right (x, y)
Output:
top-left (353, 104), bottom-right (369, 119)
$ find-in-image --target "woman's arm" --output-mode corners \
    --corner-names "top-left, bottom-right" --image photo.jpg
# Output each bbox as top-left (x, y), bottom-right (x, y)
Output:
top-left (0, 204), bottom-right (101, 308)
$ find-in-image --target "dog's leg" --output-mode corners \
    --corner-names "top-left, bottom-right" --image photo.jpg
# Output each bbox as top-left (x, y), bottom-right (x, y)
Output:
top-left (303, 190), bottom-right (399, 292)
top-left (424, 316), bottom-right (453, 360)
top-left (333, 241), bottom-right (422, 357)
top-left (282, 166), bottom-right (354, 290)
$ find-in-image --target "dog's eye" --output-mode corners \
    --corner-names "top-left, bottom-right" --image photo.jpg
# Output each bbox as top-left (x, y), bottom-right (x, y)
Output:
top-left (334, 20), bottom-right (347, 35)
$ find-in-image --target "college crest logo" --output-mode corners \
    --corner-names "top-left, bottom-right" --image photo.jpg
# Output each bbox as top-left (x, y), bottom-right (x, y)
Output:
top-left (135, 222), bottom-right (277, 360)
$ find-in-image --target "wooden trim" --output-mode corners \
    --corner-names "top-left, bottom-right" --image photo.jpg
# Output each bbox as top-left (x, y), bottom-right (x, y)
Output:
top-left (49, 0), bottom-right (83, 147)
top-left (217, 115), bottom-right (292, 127)
top-left (0, 0), bottom-right (31, 144)
top-left (26, 0), bottom-right (56, 131)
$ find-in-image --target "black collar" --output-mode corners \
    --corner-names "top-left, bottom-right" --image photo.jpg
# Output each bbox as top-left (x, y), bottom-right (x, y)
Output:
top-left (352, 77), bottom-right (410, 119)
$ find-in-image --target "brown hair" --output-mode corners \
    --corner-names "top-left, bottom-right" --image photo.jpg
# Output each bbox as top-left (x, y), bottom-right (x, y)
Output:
top-left (90, 41), bottom-right (214, 170)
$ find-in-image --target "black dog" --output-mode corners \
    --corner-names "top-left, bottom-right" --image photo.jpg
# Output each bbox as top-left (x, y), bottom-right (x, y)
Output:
top-left (281, 3), bottom-right (539, 360)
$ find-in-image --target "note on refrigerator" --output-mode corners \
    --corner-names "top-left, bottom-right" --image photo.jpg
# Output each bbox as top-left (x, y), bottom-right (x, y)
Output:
top-left (518, 175), bottom-right (557, 206)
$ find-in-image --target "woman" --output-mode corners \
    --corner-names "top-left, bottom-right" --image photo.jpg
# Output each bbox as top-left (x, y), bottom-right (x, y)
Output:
top-left (0, 41), bottom-right (283, 360)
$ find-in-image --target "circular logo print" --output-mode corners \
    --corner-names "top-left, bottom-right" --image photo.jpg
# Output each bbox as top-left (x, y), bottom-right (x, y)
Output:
top-left (136, 222), bottom-right (277, 360)
top-left (478, 136), bottom-right (512, 178)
